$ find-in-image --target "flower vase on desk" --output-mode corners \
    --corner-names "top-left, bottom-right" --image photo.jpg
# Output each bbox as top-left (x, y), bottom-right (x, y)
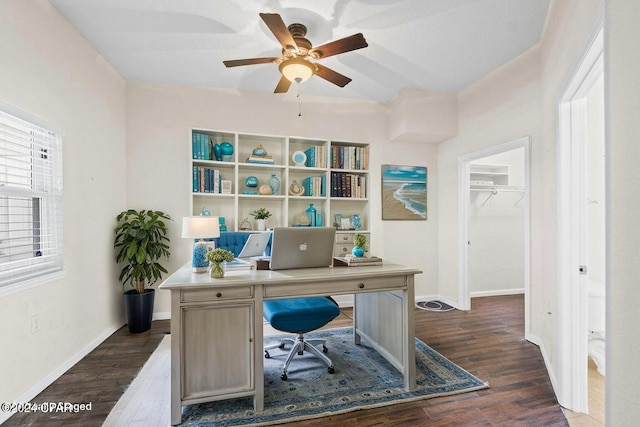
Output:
top-left (269, 173), bottom-right (280, 195)
top-left (210, 262), bottom-right (224, 278)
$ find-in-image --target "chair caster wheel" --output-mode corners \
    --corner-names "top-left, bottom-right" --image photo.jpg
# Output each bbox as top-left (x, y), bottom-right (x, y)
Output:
top-left (328, 366), bottom-right (335, 374)
top-left (264, 351), bottom-right (270, 358)
top-left (322, 345), bottom-right (328, 353)
top-left (281, 373), bottom-right (288, 381)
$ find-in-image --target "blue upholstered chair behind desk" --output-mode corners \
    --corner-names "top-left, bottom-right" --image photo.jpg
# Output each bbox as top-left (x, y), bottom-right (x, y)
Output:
top-left (263, 296), bottom-right (340, 380)
top-left (211, 232), bottom-right (340, 381)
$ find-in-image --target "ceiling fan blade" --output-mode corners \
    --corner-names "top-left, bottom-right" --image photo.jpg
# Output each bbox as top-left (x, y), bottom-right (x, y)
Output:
top-left (310, 33), bottom-right (368, 59)
top-left (223, 57), bottom-right (278, 67)
top-left (315, 63), bottom-right (352, 87)
top-left (274, 76), bottom-right (292, 93)
top-left (260, 13), bottom-right (298, 50)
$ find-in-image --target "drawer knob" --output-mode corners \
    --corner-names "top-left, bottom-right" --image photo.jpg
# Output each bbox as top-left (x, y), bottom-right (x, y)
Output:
top-left (358, 283), bottom-right (365, 289)
top-left (216, 292), bottom-right (222, 298)
top-left (342, 236), bottom-right (349, 240)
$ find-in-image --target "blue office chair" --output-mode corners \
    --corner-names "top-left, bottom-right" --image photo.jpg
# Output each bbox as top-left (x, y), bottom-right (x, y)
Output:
top-left (263, 296), bottom-right (340, 380)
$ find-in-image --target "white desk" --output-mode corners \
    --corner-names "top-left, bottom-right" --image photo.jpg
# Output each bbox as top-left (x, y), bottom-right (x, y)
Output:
top-left (159, 263), bottom-right (421, 425)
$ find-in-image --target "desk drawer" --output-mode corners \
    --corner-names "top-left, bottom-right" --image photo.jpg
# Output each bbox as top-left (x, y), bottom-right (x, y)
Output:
top-left (181, 286), bottom-right (253, 303)
top-left (265, 275), bottom-right (406, 298)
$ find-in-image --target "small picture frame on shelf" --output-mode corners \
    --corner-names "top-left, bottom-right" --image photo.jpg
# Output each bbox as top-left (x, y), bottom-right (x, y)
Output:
top-left (340, 217), bottom-right (352, 230)
top-left (221, 180), bottom-right (232, 194)
top-left (334, 213), bottom-right (343, 228)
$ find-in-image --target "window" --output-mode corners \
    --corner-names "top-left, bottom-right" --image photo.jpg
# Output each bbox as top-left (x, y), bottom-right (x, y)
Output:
top-left (0, 105), bottom-right (63, 292)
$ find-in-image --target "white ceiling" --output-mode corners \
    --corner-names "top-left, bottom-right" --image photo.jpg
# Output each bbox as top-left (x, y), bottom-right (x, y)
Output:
top-left (49, 0), bottom-right (550, 103)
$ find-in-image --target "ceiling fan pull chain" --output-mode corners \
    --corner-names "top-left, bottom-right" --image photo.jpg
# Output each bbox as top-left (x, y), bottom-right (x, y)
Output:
top-left (297, 84), bottom-right (302, 117)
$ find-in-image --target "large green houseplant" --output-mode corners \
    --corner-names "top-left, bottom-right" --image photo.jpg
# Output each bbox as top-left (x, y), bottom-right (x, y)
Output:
top-left (114, 209), bottom-right (171, 333)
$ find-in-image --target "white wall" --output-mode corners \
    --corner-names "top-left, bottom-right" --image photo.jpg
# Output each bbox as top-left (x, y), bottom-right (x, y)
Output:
top-left (436, 0), bottom-right (602, 404)
top-left (125, 82), bottom-right (440, 316)
top-left (605, 1), bottom-right (640, 424)
top-left (469, 149), bottom-right (525, 296)
top-left (0, 0), bottom-right (127, 409)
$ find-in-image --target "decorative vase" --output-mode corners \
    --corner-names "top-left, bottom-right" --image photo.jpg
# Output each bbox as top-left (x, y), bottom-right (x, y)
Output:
top-left (252, 144), bottom-right (267, 157)
top-left (210, 262), bottom-right (224, 278)
top-left (245, 175), bottom-right (259, 188)
top-left (213, 143), bottom-right (222, 161)
top-left (220, 141), bottom-right (234, 161)
top-left (269, 173), bottom-right (280, 195)
top-left (256, 218), bottom-right (266, 231)
top-left (352, 246), bottom-right (365, 257)
top-left (306, 204), bottom-right (317, 227)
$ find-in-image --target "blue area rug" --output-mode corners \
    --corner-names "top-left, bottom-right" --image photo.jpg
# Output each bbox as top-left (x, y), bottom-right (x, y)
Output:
top-left (180, 327), bottom-right (488, 426)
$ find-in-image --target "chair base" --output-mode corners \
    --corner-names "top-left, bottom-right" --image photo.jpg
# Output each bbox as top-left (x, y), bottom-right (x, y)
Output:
top-left (265, 333), bottom-right (335, 380)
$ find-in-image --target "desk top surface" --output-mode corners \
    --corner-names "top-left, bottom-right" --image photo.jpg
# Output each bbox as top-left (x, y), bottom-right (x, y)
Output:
top-left (159, 263), bottom-right (422, 290)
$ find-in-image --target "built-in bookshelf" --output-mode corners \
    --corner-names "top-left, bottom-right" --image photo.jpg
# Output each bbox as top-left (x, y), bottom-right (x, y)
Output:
top-left (190, 129), bottom-right (370, 241)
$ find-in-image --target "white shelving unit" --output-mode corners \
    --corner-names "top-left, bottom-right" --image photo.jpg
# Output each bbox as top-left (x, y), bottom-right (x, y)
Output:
top-left (190, 129), bottom-right (370, 247)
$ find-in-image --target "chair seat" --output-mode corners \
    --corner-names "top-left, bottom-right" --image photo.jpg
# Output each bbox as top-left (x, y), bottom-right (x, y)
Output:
top-left (264, 297), bottom-right (340, 334)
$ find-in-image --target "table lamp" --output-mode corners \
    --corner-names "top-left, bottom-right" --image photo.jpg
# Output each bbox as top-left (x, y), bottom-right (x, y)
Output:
top-left (182, 216), bottom-right (220, 273)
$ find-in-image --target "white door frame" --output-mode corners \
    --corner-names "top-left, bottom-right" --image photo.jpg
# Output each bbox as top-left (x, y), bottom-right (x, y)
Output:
top-left (457, 136), bottom-right (532, 338)
top-left (556, 20), bottom-right (603, 413)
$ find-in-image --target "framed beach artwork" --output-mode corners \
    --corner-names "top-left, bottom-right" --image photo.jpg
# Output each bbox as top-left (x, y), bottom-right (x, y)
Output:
top-left (381, 165), bottom-right (427, 220)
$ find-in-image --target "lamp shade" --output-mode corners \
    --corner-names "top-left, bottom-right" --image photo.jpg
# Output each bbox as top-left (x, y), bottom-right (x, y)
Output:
top-left (279, 58), bottom-right (316, 83)
top-left (182, 216), bottom-right (220, 239)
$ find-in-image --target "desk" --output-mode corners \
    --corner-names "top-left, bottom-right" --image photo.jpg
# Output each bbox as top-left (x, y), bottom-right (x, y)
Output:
top-left (159, 263), bottom-right (421, 425)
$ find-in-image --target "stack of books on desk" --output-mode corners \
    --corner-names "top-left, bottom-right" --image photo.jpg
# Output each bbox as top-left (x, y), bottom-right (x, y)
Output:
top-left (333, 256), bottom-right (383, 267)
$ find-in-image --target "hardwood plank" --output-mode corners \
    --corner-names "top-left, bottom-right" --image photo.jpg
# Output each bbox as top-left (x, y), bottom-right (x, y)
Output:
top-left (5, 295), bottom-right (568, 426)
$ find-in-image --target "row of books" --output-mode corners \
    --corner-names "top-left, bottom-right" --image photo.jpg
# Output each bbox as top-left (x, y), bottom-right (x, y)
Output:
top-left (192, 132), bottom-right (213, 160)
top-left (300, 175), bottom-right (326, 197)
top-left (330, 145), bottom-right (369, 170)
top-left (330, 172), bottom-right (367, 198)
top-left (192, 166), bottom-right (229, 194)
top-left (304, 146), bottom-right (327, 168)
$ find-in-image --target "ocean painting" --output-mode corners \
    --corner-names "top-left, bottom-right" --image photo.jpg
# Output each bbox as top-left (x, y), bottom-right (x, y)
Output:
top-left (381, 165), bottom-right (427, 220)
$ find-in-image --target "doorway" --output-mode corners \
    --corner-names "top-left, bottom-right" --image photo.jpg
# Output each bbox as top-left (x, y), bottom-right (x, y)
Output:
top-left (457, 136), bottom-right (531, 338)
top-left (557, 24), bottom-right (604, 414)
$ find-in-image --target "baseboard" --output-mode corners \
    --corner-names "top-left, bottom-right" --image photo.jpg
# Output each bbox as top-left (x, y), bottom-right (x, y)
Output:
top-left (527, 332), bottom-right (561, 405)
top-left (470, 289), bottom-right (525, 298)
top-left (0, 320), bottom-right (125, 425)
top-left (152, 311), bottom-right (171, 321)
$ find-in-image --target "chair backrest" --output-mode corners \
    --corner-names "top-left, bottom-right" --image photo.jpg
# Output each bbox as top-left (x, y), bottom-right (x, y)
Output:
top-left (208, 232), bottom-right (272, 257)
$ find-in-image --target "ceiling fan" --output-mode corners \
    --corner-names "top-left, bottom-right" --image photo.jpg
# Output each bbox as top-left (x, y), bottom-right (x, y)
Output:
top-left (223, 13), bottom-right (368, 93)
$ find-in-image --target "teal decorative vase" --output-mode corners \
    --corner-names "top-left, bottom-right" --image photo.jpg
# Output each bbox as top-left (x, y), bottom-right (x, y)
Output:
top-left (352, 246), bottom-right (365, 257)
top-left (306, 204), bottom-right (317, 227)
top-left (245, 175), bottom-right (259, 188)
top-left (269, 173), bottom-right (280, 195)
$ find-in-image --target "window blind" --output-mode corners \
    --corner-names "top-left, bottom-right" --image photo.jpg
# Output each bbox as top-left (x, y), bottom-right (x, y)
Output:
top-left (0, 108), bottom-right (63, 289)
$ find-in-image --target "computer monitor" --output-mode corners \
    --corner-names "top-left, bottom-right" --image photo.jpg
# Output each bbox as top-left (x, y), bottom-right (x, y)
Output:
top-left (269, 227), bottom-right (336, 270)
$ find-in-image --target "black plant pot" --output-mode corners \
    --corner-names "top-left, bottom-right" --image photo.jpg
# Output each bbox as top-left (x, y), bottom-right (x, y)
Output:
top-left (123, 289), bottom-right (155, 333)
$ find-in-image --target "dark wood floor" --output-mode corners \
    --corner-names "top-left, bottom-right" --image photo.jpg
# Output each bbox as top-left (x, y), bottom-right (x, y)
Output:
top-left (5, 295), bottom-right (568, 426)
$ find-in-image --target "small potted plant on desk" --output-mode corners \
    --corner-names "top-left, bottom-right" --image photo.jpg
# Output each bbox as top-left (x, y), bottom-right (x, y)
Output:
top-left (251, 207), bottom-right (272, 231)
top-left (205, 248), bottom-right (235, 278)
top-left (114, 209), bottom-right (171, 333)
top-left (352, 233), bottom-right (368, 258)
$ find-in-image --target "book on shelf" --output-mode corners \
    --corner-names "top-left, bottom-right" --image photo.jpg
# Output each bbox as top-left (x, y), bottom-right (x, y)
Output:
top-left (330, 172), bottom-right (366, 198)
top-left (333, 256), bottom-right (382, 267)
top-left (301, 175), bottom-right (326, 197)
top-left (246, 155), bottom-right (275, 164)
top-left (330, 145), bottom-right (369, 170)
top-left (192, 132), bottom-right (212, 160)
top-left (192, 166), bottom-right (228, 194)
top-left (304, 146), bottom-right (326, 168)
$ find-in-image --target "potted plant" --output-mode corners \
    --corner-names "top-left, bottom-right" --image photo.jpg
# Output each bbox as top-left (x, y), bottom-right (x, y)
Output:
top-left (352, 233), bottom-right (368, 257)
top-left (251, 207), bottom-right (272, 231)
top-left (114, 209), bottom-right (172, 333)
top-left (205, 248), bottom-right (235, 278)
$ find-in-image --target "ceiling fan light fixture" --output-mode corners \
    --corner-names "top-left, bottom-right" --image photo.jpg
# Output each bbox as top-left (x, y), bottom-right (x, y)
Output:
top-left (279, 58), bottom-right (316, 83)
